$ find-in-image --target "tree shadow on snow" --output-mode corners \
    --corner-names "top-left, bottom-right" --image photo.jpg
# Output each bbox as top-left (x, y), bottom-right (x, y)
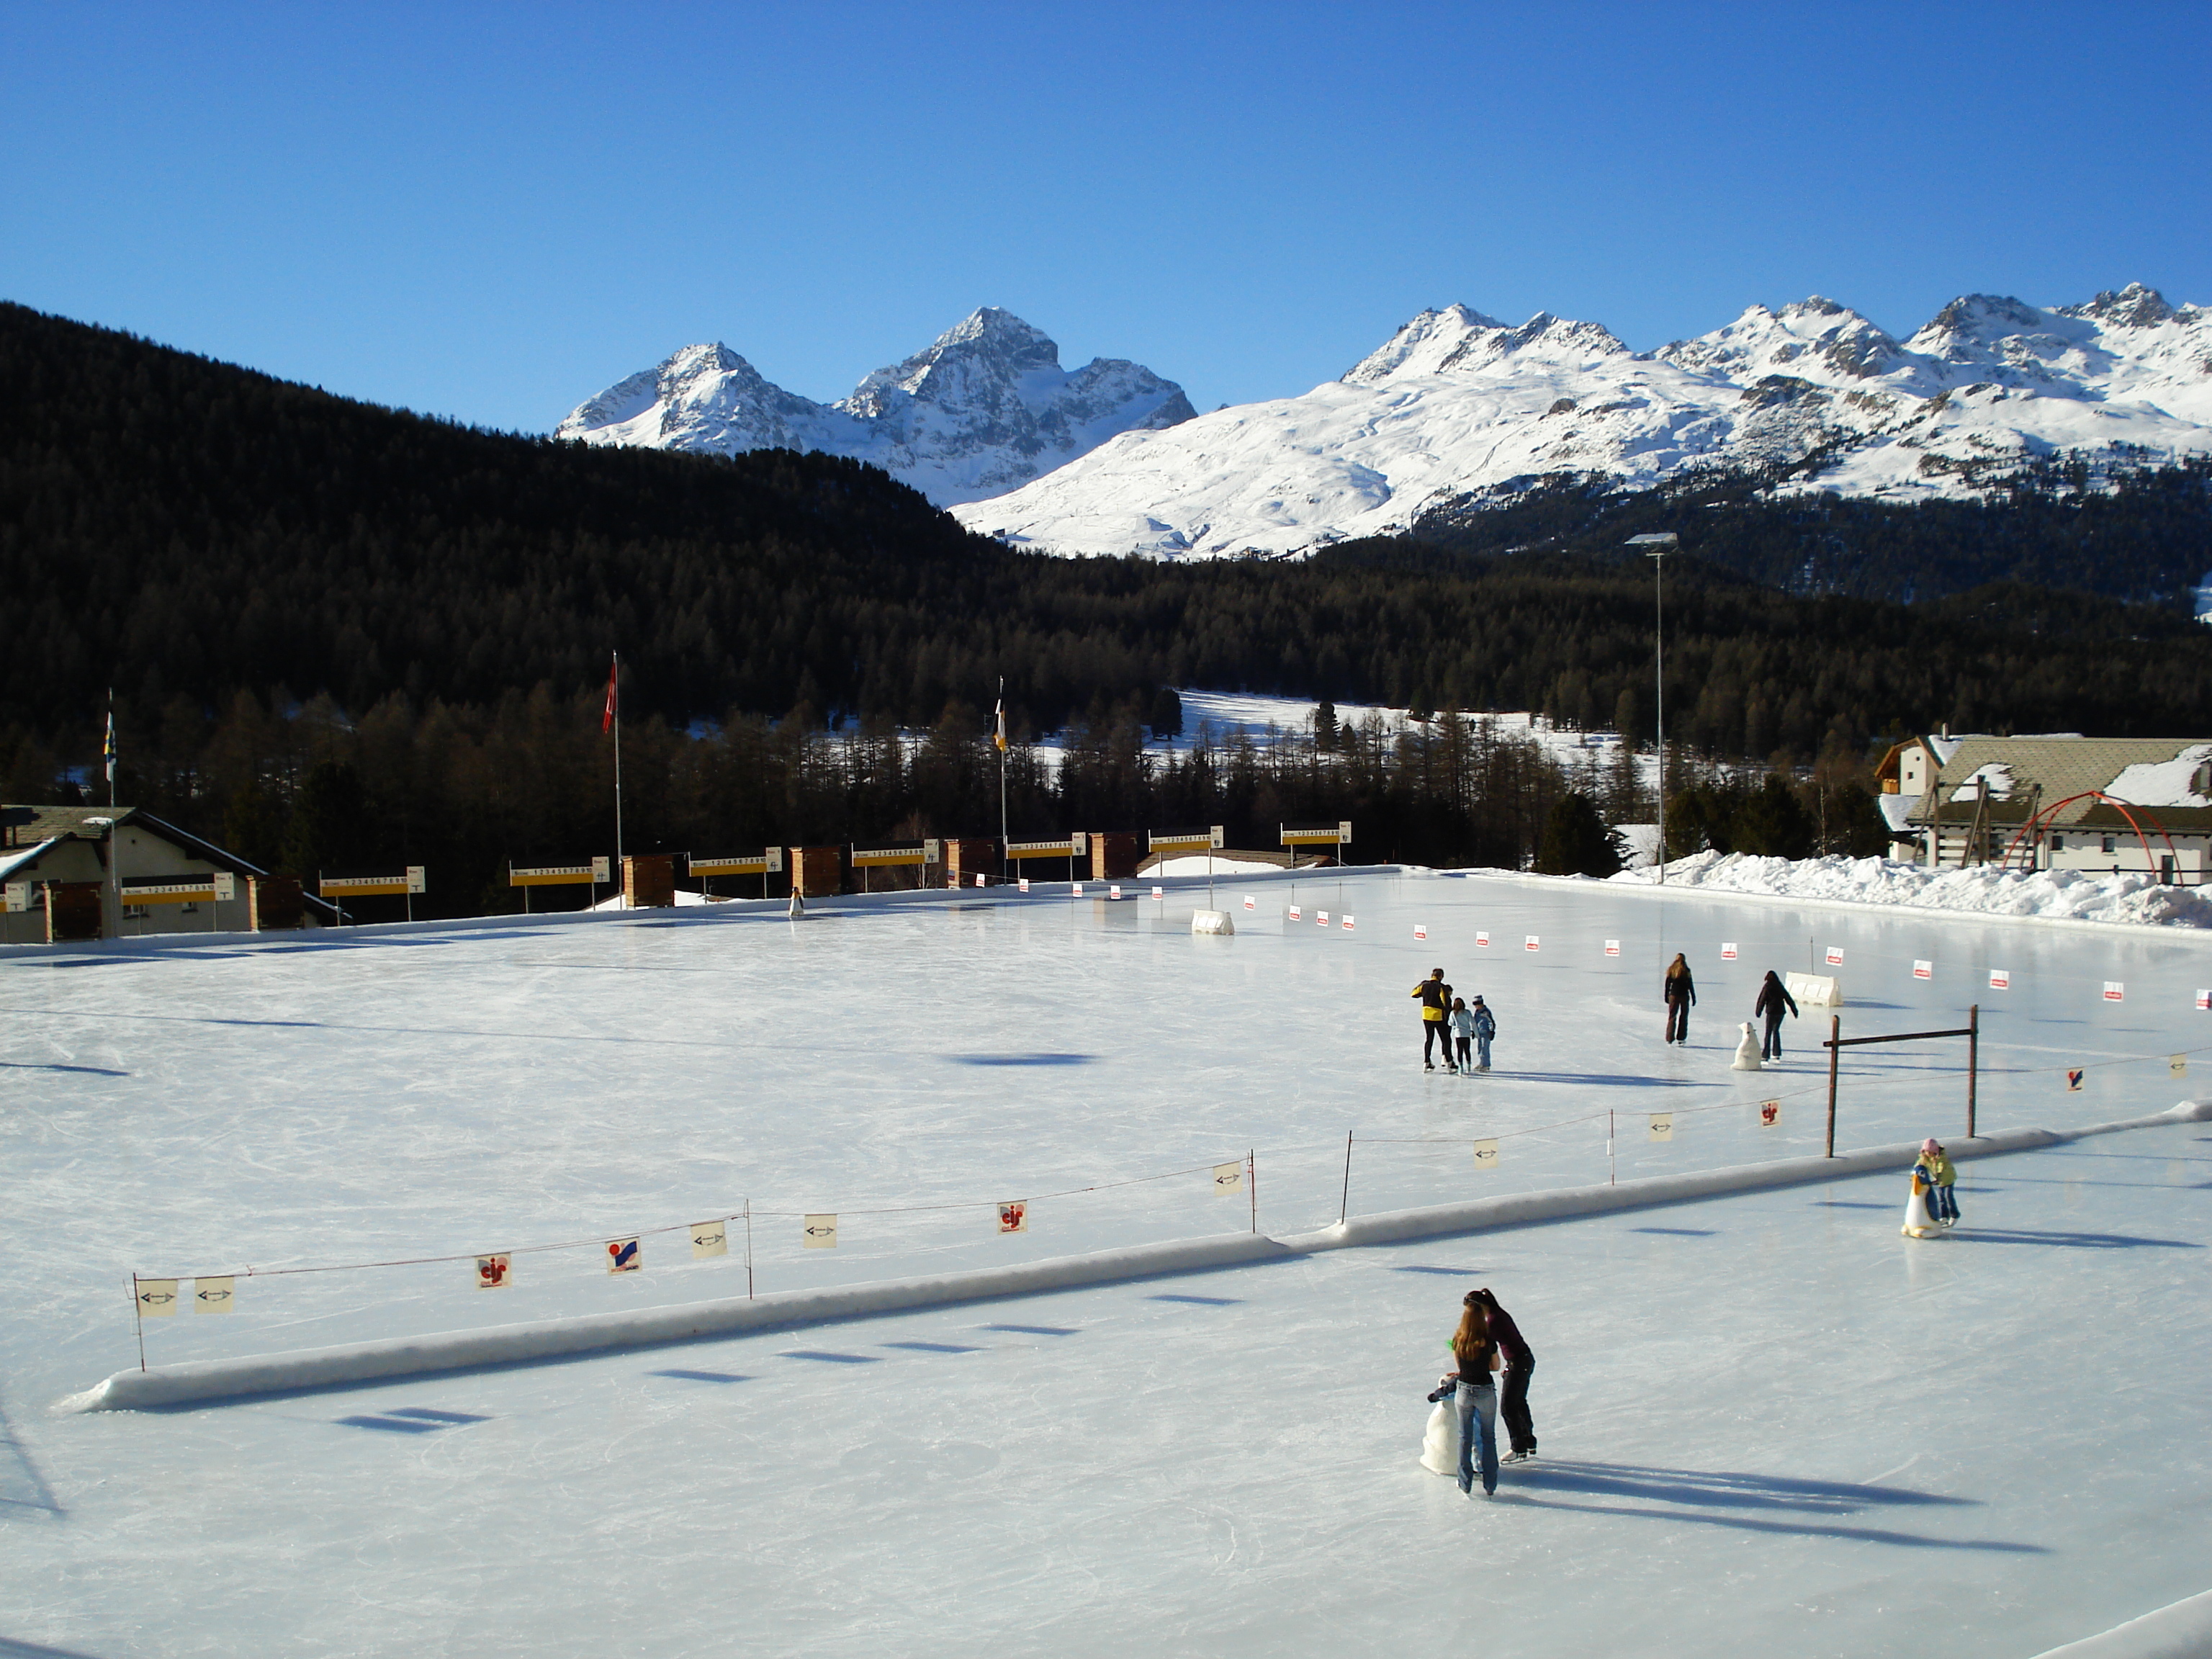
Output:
top-left (1503, 1460), bottom-right (2043, 1552)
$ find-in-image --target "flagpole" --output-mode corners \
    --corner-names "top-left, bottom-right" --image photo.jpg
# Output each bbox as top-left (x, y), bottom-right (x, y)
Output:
top-left (106, 689), bottom-right (116, 808)
top-left (995, 675), bottom-right (1009, 858)
top-left (610, 652), bottom-right (624, 907)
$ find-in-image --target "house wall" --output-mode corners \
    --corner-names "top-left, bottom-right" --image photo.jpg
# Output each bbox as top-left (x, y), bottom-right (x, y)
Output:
top-left (0, 826), bottom-right (263, 943)
top-left (1896, 743), bottom-right (1936, 796)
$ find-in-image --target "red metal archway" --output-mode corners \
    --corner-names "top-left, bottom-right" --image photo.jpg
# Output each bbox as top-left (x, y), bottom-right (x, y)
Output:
top-left (2000, 791), bottom-right (2180, 877)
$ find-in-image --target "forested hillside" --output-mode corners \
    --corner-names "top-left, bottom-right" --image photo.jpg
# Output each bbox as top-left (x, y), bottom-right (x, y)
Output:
top-left (6, 298), bottom-right (2211, 899)
top-left (1410, 454), bottom-right (2212, 606)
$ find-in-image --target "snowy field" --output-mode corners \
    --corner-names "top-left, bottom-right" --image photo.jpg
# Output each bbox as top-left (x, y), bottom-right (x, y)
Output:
top-left (4, 870), bottom-right (2211, 1657)
top-left (1030, 689), bottom-right (1655, 790)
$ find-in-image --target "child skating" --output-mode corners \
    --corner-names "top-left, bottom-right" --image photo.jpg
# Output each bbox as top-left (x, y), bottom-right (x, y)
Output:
top-left (1915, 1138), bottom-right (1959, 1228)
top-left (1450, 997), bottom-right (1475, 1074)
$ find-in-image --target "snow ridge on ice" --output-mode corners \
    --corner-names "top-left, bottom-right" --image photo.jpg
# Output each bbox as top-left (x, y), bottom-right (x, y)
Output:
top-left (1609, 850), bottom-right (2212, 928)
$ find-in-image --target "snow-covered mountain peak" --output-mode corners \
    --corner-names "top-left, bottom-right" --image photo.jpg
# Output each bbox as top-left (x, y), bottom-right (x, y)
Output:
top-left (557, 310), bottom-right (1191, 505)
top-left (1658, 297), bottom-right (1903, 383)
top-left (954, 282), bottom-right (2212, 560)
top-left (842, 307), bottom-right (1062, 412)
top-left (1341, 305), bottom-right (1627, 387)
top-left (1341, 305), bottom-right (1506, 385)
top-left (2057, 283), bottom-right (2177, 330)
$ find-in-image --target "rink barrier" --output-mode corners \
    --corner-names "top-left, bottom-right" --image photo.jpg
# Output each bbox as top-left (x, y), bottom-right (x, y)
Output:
top-left (2026, 1586), bottom-right (2212, 1659)
top-left (0, 860), bottom-right (1395, 963)
top-left (58, 1101), bottom-right (2210, 1414)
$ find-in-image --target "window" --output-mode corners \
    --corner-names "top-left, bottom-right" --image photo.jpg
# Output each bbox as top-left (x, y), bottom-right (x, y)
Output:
top-left (2050, 835), bottom-right (2065, 853)
top-left (2101, 835), bottom-right (2117, 855)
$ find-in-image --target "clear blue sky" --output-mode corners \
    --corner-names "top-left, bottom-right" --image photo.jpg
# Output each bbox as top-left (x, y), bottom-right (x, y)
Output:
top-left (4, 1), bottom-right (2206, 432)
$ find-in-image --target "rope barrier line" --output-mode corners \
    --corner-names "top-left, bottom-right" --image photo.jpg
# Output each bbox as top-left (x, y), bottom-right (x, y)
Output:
top-left (133, 1152), bottom-right (1288, 1283)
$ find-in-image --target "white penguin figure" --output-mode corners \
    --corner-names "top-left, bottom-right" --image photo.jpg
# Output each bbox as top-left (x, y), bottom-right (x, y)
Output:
top-left (787, 887), bottom-right (805, 920)
top-left (1420, 1393), bottom-right (1460, 1476)
top-left (1731, 1021), bottom-right (1763, 1071)
top-left (1902, 1166), bottom-right (1940, 1238)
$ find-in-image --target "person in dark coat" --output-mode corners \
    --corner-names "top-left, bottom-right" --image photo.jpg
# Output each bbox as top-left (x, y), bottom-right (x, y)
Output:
top-left (1753, 969), bottom-right (1799, 1061)
top-left (1411, 968), bottom-right (1455, 1072)
top-left (1663, 953), bottom-right (1696, 1044)
top-left (1473, 1287), bottom-right (1537, 1462)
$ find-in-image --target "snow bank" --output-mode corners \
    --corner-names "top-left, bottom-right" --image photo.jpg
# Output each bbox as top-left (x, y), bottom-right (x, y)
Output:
top-left (1148, 855), bottom-right (1285, 876)
top-left (59, 1103), bottom-right (2208, 1413)
top-left (1609, 851), bottom-right (2212, 929)
top-left (2028, 1588), bottom-right (2212, 1659)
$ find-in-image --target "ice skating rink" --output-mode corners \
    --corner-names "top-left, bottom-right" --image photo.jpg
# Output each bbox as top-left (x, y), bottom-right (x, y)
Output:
top-left (4, 871), bottom-right (2209, 1657)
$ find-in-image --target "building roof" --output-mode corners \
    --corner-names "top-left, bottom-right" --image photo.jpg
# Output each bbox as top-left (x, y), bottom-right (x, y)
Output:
top-left (1909, 738), bottom-right (2212, 830)
top-left (0, 837), bottom-right (60, 884)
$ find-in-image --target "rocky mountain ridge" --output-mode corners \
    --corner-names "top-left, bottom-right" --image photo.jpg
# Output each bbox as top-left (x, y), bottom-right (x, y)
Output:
top-left (557, 308), bottom-right (1193, 506)
top-left (952, 283), bottom-right (2212, 559)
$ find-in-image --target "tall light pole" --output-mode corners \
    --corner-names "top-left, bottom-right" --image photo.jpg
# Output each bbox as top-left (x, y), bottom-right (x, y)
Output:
top-left (1625, 534), bottom-right (1678, 884)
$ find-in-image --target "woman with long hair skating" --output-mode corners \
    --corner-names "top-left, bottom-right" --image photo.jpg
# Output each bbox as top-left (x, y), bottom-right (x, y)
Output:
top-left (1447, 1291), bottom-right (1502, 1496)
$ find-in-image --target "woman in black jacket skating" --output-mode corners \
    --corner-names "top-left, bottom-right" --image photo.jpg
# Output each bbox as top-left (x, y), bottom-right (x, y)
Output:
top-left (1663, 953), bottom-right (1696, 1045)
top-left (1753, 970), bottom-right (1799, 1061)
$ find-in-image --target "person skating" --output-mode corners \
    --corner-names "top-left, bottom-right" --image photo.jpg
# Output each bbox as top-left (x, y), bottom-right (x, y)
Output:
top-left (1444, 1291), bottom-right (1502, 1496)
top-left (1472, 1287), bottom-right (1536, 1462)
top-left (1449, 996), bottom-right (1475, 1074)
top-left (1915, 1138), bottom-right (1960, 1227)
top-left (1411, 968), bottom-right (1456, 1072)
top-left (1663, 953), bottom-right (1696, 1044)
top-left (1754, 970), bottom-right (1798, 1061)
top-left (1469, 995), bottom-right (1496, 1072)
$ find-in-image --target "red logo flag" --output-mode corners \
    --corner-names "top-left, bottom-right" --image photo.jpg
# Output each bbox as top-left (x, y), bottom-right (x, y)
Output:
top-left (601, 655), bottom-right (619, 733)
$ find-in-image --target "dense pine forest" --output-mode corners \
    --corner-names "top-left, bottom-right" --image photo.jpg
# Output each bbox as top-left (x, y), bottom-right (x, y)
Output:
top-left (5, 298), bottom-right (2210, 907)
top-left (1410, 452), bottom-right (2212, 607)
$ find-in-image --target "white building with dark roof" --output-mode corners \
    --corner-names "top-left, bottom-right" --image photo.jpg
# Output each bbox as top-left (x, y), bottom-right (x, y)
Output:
top-left (1, 805), bottom-right (335, 944)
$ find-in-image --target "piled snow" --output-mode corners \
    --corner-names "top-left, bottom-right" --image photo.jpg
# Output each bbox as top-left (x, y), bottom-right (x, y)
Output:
top-left (588, 889), bottom-right (720, 911)
top-left (953, 283), bottom-right (2212, 558)
top-left (1145, 854), bottom-right (1285, 876)
top-left (1610, 850), bottom-right (2212, 928)
top-left (556, 309), bottom-right (1192, 506)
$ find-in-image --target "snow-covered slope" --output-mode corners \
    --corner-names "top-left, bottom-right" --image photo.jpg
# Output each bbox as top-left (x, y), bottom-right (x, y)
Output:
top-left (557, 309), bottom-right (1194, 506)
top-left (952, 285), bottom-right (2212, 558)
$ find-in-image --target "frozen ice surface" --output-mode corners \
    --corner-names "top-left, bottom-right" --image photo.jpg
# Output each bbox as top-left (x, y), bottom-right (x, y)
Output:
top-left (4, 871), bottom-right (2211, 1655)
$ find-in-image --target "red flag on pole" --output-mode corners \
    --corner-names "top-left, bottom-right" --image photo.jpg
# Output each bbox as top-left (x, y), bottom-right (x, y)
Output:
top-left (601, 655), bottom-right (619, 733)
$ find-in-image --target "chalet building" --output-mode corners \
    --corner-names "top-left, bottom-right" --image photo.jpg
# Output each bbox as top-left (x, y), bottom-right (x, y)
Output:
top-left (1874, 735), bottom-right (2212, 884)
top-left (0, 805), bottom-right (336, 944)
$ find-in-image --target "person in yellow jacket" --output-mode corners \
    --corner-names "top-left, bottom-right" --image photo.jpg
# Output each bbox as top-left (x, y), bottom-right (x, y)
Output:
top-left (1412, 968), bottom-right (1456, 1073)
top-left (1915, 1138), bottom-right (1959, 1227)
